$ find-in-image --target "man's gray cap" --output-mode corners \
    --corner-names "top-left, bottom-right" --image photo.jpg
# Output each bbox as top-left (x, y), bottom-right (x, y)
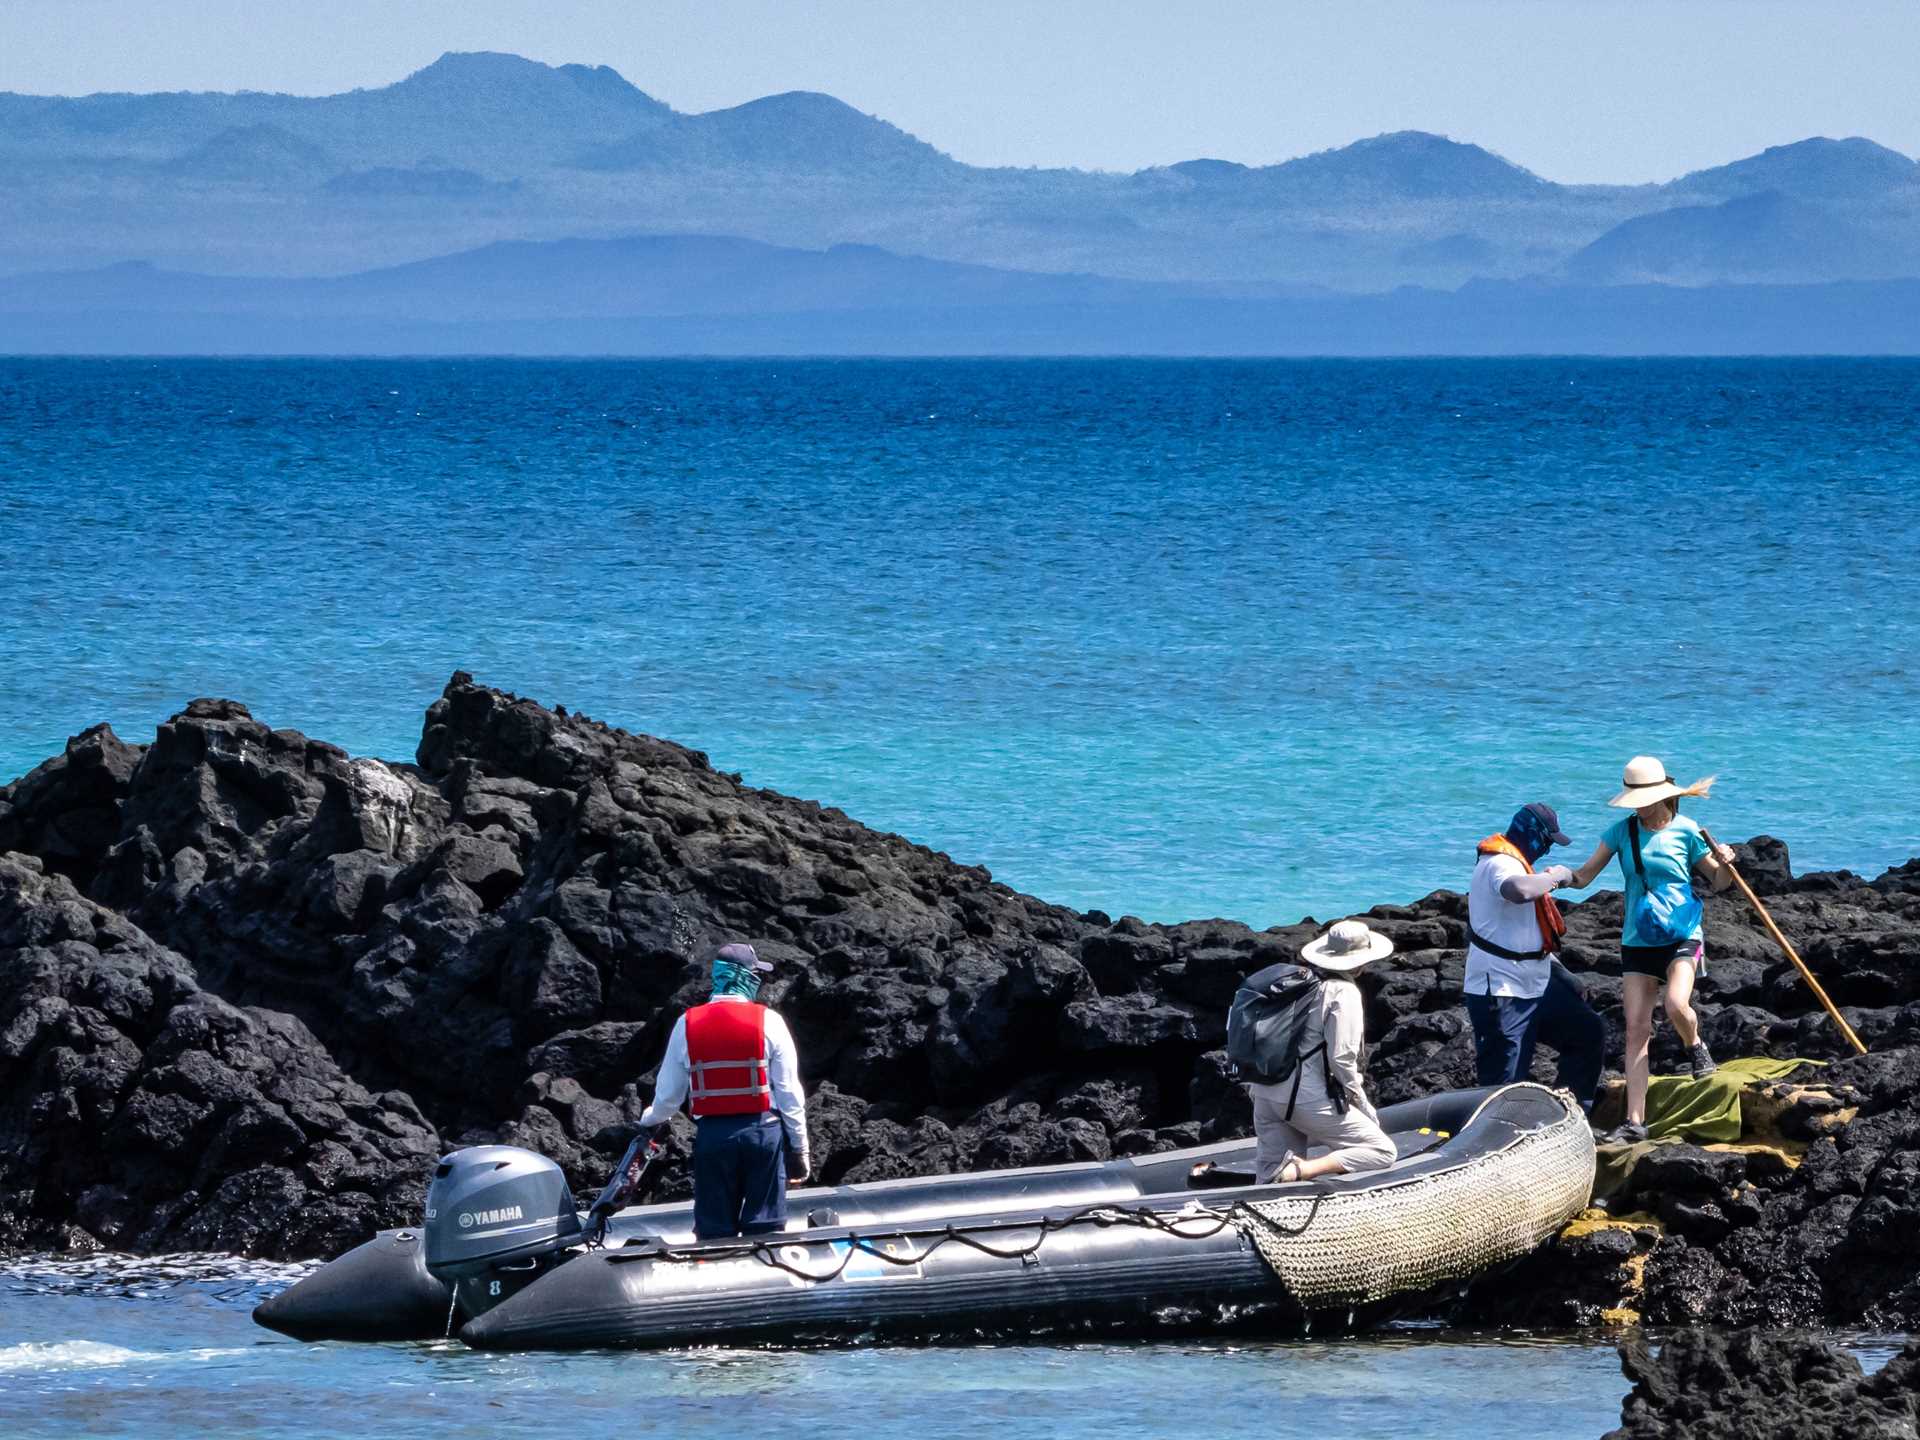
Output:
top-left (715, 942), bottom-right (774, 972)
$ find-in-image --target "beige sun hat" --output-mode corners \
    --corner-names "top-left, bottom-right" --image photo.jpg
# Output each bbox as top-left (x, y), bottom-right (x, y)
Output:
top-left (1609, 755), bottom-right (1717, 809)
top-left (1299, 919), bottom-right (1394, 972)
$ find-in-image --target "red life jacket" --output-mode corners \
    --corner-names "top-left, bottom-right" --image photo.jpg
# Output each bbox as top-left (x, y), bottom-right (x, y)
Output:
top-left (685, 1001), bottom-right (773, 1117)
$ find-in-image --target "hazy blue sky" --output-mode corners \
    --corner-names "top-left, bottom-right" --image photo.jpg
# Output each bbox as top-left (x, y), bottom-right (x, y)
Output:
top-left (5, 1), bottom-right (1916, 182)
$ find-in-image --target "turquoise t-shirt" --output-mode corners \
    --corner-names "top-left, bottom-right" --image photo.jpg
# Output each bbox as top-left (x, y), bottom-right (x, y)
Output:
top-left (1605, 812), bottom-right (1709, 946)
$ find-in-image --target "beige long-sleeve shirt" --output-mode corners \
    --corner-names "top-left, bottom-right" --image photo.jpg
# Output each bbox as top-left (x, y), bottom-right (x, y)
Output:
top-left (1247, 977), bottom-right (1376, 1120)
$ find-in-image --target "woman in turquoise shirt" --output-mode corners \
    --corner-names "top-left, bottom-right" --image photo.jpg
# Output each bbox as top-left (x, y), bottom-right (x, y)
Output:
top-left (1564, 756), bottom-right (1736, 1143)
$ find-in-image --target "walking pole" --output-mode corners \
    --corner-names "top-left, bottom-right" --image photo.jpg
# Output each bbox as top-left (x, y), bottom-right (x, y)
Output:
top-left (1701, 828), bottom-right (1867, 1056)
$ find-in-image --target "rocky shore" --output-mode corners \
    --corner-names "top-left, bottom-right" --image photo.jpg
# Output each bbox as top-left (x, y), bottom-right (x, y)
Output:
top-left (2, 675), bottom-right (1916, 1332)
top-left (1605, 1329), bottom-right (1920, 1439)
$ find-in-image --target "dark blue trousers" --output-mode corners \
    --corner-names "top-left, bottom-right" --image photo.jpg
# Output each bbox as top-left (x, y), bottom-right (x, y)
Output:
top-left (692, 1111), bottom-right (789, 1240)
top-left (1465, 968), bottom-right (1604, 1109)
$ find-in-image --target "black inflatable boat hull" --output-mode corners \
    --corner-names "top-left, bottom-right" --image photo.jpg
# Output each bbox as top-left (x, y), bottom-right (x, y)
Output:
top-left (460, 1083), bottom-right (1587, 1351)
top-left (463, 1199), bottom-right (1282, 1350)
top-left (258, 1084), bottom-right (1590, 1349)
top-left (252, 1223), bottom-right (452, 1341)
top-left (254, 1126), bottom-right (1277, 1342)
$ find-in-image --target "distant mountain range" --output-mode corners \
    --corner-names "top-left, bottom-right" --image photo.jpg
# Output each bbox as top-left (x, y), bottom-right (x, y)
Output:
top-left (4, 51), bottom-right (1918, 293)
top-left (0, 235), bottom-right (1189, 323)
top-left (0, 54), bottom-right (1912, 355)
top-left (1562, 191), bottom-right (1890, 286)
top-left (5, 232), bottom-right (1918, 356)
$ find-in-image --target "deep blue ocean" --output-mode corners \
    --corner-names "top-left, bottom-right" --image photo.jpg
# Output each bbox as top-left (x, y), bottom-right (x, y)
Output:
top-left (4, 357), bottom-right (1916, 924)
top-left (2, 358), bottom-right (1917, 1436)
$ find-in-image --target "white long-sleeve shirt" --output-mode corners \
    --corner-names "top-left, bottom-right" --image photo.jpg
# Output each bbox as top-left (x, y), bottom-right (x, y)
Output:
top-left (638, 995), bottom-right (809, 1170)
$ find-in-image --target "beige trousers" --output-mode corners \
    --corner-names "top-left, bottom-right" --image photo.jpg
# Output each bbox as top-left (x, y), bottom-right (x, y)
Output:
top-left (1248, 1083), bottom-right (1396, 1180)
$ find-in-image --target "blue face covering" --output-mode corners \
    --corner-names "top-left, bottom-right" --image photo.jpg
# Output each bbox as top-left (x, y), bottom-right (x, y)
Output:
top-left (1505, 806), bottom-right (1555, 864)
top-left (710, 958), bottom-right (763, 1001)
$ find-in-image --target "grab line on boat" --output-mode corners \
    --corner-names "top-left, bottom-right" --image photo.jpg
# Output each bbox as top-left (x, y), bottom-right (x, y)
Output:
top-left (607, 1195), bottom-right (1332, 1284)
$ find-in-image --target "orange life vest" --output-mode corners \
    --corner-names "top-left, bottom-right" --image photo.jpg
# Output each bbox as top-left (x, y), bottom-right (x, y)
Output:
top-left (685, 1001), bottom-right (773, 1117)
top-left (1475, 833), bottom-right (1568, 951)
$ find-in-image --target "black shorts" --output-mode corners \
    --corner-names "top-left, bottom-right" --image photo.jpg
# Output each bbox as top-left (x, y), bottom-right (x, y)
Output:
top-left (1621, 939), bottom-right (1705, 979)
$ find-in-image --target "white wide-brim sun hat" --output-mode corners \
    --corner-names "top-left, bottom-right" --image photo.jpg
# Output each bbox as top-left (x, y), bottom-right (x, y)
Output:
top-left (1299, 919), bottom-right (1394, 972)
top-left (1609, 754), bottom-right (1715, 809)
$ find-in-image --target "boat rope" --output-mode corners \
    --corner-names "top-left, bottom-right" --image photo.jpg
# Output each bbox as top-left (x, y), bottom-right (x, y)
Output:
top-left (609, 1194), bottom-right (1330, 1284)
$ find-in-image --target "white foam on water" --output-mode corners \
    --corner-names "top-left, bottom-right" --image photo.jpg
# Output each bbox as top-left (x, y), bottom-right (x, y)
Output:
top-left (0, 1340), bottom-right (149, 1373)
top-left (0, 1339), bottom-right (253, 1374)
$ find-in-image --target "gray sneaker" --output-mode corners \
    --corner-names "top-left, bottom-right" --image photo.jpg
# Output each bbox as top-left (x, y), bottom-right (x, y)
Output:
top-left (1603, 1121), bottom-right (1650, 1145)
top-left (1689, 1042), bottom-right (1719, 1080)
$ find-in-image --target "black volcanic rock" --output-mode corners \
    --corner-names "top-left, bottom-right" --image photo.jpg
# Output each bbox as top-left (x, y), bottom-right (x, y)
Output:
top-left (2, 672), bottom-right (1918, 1337)
top-left (0, 723), bottom-right (142, 887)
top-left (0, 854), bottom-right (440, 1256)
top-left (1605, 1328), bottom-right (1920, 1439)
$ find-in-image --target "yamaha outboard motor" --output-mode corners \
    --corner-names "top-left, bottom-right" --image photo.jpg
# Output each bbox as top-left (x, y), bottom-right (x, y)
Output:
top-left (424, 1146), bottom-right (584, 1321)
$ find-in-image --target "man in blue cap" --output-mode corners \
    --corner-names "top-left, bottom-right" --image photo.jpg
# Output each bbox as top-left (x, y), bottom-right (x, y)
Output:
top-left (637, 943), bottom-right (810, 1239)
top-left (1463, 802), bottom-right (1604, 1112)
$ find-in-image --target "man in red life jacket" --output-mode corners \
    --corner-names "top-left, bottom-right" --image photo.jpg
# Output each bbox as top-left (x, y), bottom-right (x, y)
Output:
top-left (637, 943), bottom-right (811, 1240)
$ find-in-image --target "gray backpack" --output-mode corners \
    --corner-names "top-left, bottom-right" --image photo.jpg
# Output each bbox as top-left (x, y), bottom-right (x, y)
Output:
top-left (1225, 962), bottom-right (1348, 1116)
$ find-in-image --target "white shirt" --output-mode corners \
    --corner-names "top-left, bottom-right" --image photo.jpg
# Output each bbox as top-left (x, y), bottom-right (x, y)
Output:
top-left (1464, 852), bottom-right (1553, 999)
top-left (638, 995), bottom-right (810, 1170)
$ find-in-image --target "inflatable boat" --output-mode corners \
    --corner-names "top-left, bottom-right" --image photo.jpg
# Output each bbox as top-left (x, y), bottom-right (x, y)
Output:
top-left (255, 1082), bottom-right (1593, 1350)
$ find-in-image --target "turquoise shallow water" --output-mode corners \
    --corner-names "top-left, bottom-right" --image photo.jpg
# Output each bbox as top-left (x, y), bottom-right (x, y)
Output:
top-left (0, 1257), bottom-right (1634, 1440)
top-left (3, 357), bottom-right (1917, 924)
top-left (0, 1257), bottom-right (1905, 1440)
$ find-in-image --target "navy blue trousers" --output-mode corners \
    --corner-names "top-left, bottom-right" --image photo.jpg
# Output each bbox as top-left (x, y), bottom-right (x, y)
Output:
top-left (692, 1112), bottom-right (789, 1240)
top-left (1465, 968), bottom-right (1605, 1109)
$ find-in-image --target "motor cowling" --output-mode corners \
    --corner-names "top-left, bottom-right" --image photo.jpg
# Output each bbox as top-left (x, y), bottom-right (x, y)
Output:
top-left (423, 1146), bottom-right (583, 1283)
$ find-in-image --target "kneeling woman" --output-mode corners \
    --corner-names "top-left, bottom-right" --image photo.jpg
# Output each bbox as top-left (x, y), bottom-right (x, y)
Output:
top-left (1565, 756), bottom-right (1736, 1143)
top-left (1250, 920), bottom-right (1397, 1183)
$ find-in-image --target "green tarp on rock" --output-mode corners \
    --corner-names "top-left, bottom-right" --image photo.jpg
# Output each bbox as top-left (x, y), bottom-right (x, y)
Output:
top-left (1642, 1055), bottom-right (1823, 1143)
top-left (1594, 1056), bottom-right (1824, 1199)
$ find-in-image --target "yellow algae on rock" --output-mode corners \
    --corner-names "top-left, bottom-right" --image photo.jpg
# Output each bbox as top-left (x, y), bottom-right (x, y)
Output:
top-left (1550, 1210), bottom-right (1665, 1325)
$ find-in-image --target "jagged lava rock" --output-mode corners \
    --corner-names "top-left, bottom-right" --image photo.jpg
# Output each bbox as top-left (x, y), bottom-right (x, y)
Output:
top-left (1605, 1328), bottom-right (1920, 1440)
top-left (1, 672), bottom-right (1917, 1333)
top-left (0, 854), bottom-right (439, 1257)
